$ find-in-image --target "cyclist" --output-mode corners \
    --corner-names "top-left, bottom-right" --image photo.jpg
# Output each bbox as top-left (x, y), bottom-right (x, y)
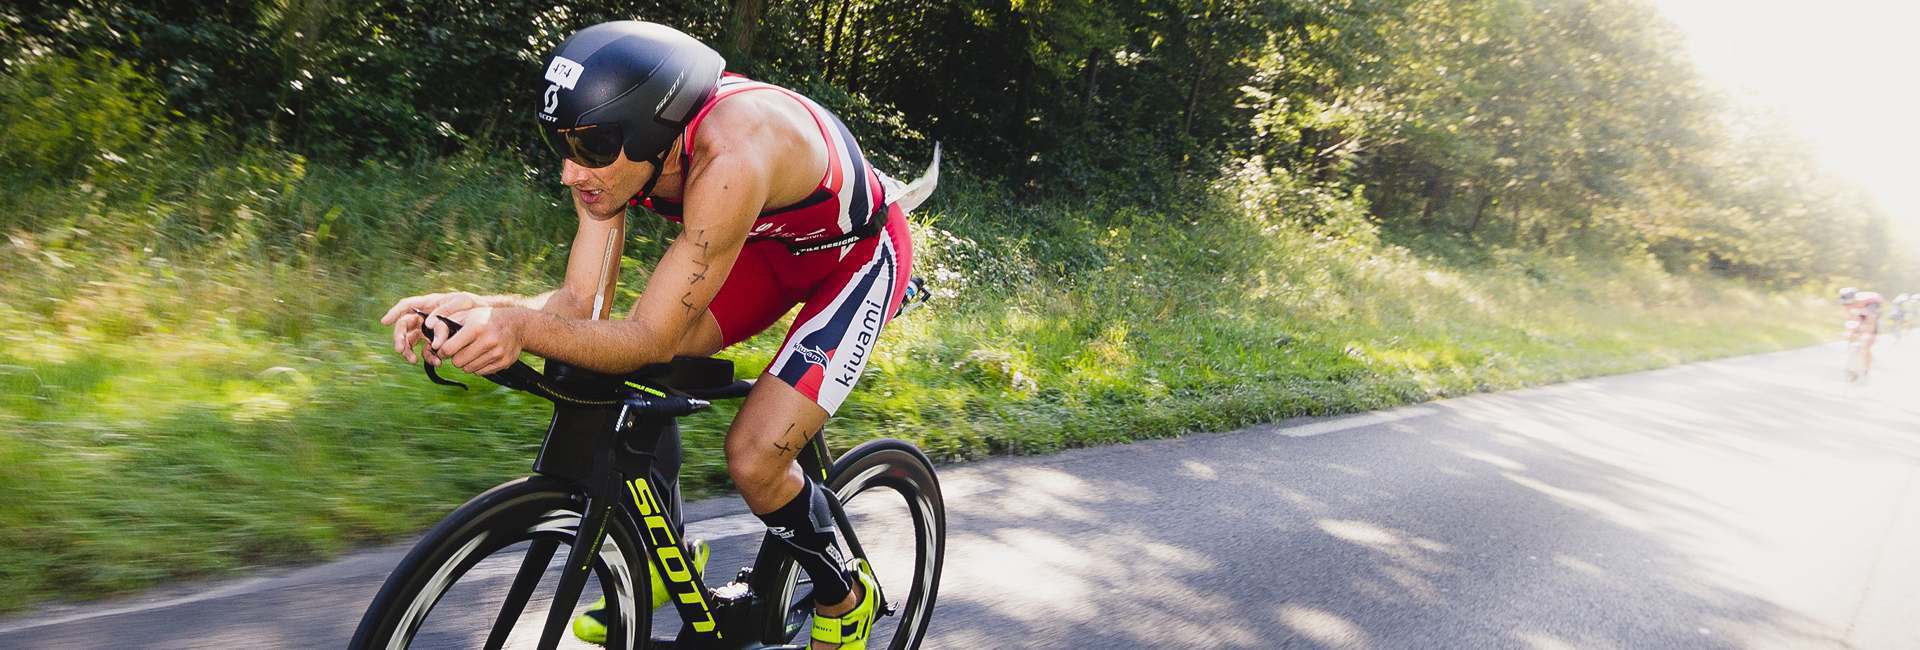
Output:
top-left (1839, 287), bottom-right (1884, 379)
top-left (378, 21), bottom-right (934, 650)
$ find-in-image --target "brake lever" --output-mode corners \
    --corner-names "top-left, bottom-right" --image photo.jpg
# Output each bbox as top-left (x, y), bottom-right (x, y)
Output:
top-left (413, 309), bottom-right (469, 390)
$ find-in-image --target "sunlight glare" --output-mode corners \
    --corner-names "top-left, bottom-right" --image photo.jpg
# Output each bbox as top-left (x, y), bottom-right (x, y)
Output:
top-left (1653, 0), bottom-right (1920, 222)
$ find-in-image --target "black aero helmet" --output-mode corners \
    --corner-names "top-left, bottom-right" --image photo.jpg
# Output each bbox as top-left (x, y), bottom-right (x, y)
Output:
top-left (537, 21), bottom-right (725, 187)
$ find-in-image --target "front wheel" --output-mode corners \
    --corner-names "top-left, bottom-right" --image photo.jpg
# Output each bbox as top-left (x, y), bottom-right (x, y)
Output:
top-left (349, 477), bottom-right (651, 649)
top-left (754, 439), bottom-right (946, 649)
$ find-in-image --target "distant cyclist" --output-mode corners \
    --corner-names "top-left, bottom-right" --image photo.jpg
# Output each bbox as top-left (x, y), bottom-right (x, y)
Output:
top-left (378, 21), bottom-right (936, 649)
top-left (1839, 287), bottom-right (1884, 380)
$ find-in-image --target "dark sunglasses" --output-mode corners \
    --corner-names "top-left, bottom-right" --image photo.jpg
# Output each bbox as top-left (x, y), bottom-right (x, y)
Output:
top-left (540, 122), bottom-right (625, 168)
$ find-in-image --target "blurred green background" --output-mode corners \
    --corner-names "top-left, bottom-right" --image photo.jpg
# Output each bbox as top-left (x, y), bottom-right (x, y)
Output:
top-left (0, 0), bottom-right (1897, 611)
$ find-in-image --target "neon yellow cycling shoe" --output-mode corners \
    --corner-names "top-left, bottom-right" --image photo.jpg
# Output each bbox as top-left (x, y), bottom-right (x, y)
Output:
top-left (809, 559), bottom-right (882, 650)
top-left (571, 538), bottom-right (710, 645)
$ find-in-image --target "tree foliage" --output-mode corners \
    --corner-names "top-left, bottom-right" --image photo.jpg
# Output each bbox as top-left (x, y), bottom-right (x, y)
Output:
top-left (2, 0), bottom-right (1909, 286)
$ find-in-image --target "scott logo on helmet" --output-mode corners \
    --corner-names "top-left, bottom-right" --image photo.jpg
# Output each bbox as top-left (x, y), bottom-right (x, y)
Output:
top-left (655, 69), bottom-right (687, 114)
top-left (542, 84), bottom-right (560, 115)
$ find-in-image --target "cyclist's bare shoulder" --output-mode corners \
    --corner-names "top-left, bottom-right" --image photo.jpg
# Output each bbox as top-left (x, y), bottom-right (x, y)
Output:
top-left (689, 90), bottom-right (827, 209)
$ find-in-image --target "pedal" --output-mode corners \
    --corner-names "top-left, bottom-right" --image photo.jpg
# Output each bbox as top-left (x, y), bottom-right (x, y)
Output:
top-left (712, 579), bottom-right (755, 604)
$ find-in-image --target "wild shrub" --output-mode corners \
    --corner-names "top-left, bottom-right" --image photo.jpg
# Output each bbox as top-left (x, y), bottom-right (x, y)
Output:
top-left (0, 51), bottom-right (164, 187)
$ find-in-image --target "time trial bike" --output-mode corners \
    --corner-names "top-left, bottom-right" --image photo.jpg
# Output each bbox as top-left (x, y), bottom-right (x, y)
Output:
top-left (348, 314), bottom-right (944, 649)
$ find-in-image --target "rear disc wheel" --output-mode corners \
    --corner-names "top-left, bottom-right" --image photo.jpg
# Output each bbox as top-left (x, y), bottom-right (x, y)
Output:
top-left (756, 440), bottom-right (945, 649)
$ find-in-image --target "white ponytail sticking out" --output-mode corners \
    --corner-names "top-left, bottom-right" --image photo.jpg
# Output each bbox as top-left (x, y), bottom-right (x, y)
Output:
top-left (888, 142), bottom-right (941, 214)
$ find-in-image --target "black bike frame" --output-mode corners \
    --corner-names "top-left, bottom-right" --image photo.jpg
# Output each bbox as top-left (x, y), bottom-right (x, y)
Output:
top-left (525, 364), bottom-right (867, 649)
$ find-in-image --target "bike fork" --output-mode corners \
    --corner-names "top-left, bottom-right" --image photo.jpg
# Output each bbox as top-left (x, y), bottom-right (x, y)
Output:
top-left (538, 423), bottom-right (624, 649)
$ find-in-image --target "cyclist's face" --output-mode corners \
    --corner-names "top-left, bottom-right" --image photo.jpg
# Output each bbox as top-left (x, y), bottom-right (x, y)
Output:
top-left (560, 151), bottom-right (651, 217)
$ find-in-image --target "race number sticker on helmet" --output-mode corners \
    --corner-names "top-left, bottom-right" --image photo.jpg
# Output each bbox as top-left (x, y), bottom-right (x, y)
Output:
top-left (545, 56), bottom-right (585, 90)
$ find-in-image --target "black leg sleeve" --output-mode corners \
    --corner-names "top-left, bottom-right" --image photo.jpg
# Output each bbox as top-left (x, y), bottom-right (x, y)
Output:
top-left (755, 477), bottom-right (855, 605)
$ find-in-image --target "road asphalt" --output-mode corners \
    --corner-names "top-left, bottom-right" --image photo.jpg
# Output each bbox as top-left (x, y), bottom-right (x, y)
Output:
top-left (2, 340), bottom-right (1916, 649)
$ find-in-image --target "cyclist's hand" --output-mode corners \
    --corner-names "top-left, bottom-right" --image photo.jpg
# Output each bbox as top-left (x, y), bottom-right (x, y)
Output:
top-left (432, 306), bottom-right (526, 376)
top-left (380, 292), bottom-right (483, 363)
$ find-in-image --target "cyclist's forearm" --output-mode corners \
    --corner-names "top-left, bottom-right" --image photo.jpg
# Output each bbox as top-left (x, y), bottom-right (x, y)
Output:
top-left (472, 290), bottom-right (592, 317)
top-left (470, 292), bottom-right (536, 309)
top-left (515, 310), bottom-right (673, 374)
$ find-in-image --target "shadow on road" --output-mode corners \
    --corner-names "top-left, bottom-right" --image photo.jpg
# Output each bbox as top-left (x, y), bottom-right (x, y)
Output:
top-left (923, 344), bottom-right (1918, 648)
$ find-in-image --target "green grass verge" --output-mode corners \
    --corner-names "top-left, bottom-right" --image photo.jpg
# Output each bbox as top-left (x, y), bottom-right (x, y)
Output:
top-left (0, 155), bottom-right (1829, 613)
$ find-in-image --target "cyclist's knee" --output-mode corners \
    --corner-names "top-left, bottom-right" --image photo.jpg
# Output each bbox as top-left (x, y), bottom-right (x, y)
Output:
top-left (725, 444), bottom-right (799, 502)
